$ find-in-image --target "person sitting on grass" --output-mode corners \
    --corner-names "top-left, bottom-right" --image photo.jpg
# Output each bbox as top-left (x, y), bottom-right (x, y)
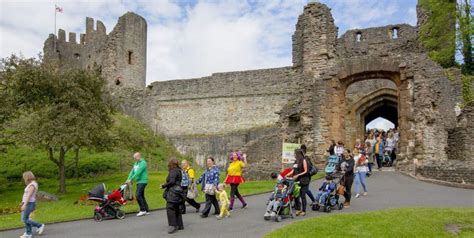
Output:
top-left (264, 181), bottom-right (288, 218)
top-left (315, 175), bottom-right (336, 206)
top-left (214, 183), bottom-right (230, 220)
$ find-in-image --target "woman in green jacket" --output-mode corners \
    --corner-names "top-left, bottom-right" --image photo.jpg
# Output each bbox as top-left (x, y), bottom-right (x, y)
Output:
top-left (126, 152), bottom-right (149, 216)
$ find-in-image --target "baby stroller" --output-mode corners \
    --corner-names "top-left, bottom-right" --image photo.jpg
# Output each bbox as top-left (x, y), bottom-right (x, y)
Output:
top-left (325, 155), bottom-right (341, 176)
top-left (312, 181), bottom-right (343, 213)
top-left (382, 150), bottom-right (392, 167)
top-left (264, 178), bottom-right (299, 222)
top-left (88, 183), bottom-right (127, 222)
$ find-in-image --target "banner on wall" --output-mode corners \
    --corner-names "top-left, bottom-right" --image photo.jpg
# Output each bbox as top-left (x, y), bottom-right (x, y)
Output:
top-left (282, 142), bottom-right (301, 164)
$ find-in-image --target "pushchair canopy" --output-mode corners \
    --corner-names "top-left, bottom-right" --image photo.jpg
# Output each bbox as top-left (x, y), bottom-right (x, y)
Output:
top-left (88, 183), bottom-right (107, 201)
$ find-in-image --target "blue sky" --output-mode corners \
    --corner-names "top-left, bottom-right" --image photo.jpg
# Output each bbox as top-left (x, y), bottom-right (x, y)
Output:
top-left (1, 0), bottom-right (418, 83)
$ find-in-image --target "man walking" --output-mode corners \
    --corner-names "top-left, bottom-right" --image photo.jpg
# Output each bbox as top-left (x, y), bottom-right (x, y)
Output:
top-left (126, 152), bottom-right (149, 216)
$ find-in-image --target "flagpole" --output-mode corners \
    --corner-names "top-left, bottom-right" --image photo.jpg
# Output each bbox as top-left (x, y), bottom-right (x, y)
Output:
top-left (54, 4), bottom-right (57, 52)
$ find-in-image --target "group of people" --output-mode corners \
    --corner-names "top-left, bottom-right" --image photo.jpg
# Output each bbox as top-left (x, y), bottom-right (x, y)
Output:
top-left (160, 151), bottom-right (248, 234)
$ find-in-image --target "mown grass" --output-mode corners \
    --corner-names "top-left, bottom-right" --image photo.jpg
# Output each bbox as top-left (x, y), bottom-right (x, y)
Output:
top-left (264, 208), bottom-right (474, 238)
top-left (0, 171), bottom-right (280, 230)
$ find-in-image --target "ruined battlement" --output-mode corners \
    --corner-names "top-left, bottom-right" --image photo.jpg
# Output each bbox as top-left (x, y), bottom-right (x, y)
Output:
top-left (43, 12), bottom-right (146, 89)
top-left (337, 24), bottom-right (420, 58)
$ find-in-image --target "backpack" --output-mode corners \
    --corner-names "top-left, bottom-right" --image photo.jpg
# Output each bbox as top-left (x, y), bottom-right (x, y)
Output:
top-left (307, 159), bottom-right (318, 177)
top-left (180, 170), bottom-right (190, 188)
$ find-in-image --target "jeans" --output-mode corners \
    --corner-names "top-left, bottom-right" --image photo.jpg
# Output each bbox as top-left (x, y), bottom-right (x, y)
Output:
top-left (21, 202), bottom-right (42, 235)
top-left (202, 193), bottom-right (220, 216)
top-left (368, 162), bottom-right (373, 172)
top-left (354, 171), bottom-right (368, 194)
top-left (306, 188), bottom-right (316, 203)
top-left (315, 191), bottom-right (330, 204)
top-left (266, 200), bottom-right (283, 213)
top-left (375, 154), bottom-right (382, 168)
top-left (136, 183), bottom-right (149, 212)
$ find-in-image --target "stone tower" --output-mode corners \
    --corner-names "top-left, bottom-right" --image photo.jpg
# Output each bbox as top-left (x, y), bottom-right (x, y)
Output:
top-left (43, 12), bottom-right (147, 89)
top-left (292, 3), bottom-right (338, 76)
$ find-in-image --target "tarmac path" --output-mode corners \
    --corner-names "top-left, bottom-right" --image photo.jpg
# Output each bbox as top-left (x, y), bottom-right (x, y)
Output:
top-left (1, 171), bottom-right (473, 238)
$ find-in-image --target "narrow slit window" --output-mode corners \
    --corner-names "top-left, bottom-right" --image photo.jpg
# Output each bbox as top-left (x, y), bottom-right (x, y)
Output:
top-left (392, 28), bottom-right (398, 39)
top-left (128, 51), bottom-right (133, 65)
top-left (356, 32), bottom-right (362, 42)
top-left (74, 53), bottom-right (80, 59)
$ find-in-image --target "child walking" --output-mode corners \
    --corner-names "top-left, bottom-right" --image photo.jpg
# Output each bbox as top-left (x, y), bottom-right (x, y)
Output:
top-left (215, 184), bottom-right (230, 219)
top-left (20, 171), bottom-right (45, 238)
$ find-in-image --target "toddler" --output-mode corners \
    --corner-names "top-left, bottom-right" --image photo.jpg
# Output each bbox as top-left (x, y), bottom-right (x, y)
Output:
top-left (214, 183), bottom-right (230, 219)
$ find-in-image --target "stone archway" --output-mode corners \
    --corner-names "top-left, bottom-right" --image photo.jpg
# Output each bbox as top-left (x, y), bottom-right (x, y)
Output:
top-left (346, 88), bottom-right (398, 147)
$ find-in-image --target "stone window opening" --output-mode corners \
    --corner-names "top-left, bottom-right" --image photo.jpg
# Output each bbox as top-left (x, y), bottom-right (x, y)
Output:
top-left (128, 51), bottom-right (133, 65)
top-left (115, 78), bottom-right (121, 86)
top-left (356, 32), bottom-right (362, 42)
top-left (391, 27), bottom-right (399, 39)
top-left (289, 114), bottom-right (300, 127)
top-left (74, 53), bottom-right (80, 59)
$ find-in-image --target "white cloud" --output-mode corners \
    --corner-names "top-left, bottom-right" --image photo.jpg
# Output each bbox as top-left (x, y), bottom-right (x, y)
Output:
top-left (1, 0), bottom-right (417, 84)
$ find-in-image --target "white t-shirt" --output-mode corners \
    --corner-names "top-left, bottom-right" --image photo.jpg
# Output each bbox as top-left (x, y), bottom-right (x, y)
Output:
top-left (22, 181), bottom-right (38, 203)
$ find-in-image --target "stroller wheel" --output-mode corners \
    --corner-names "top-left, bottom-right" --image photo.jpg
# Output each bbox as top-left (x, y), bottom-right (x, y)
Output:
top-left (94, 212), bottom-right (103, 222)
top-left (276, 216), bottom-right (282, 222)
top-left (290, 213), bottom-right (295, 219)
top-left (324, 206), bottom-right (332, 213)
top-left (116, 210), bottom-right (125, 220)
top-left (338, 203), bottom-right (344, 210)
top-left (312, 204), bottom-right (320, 211)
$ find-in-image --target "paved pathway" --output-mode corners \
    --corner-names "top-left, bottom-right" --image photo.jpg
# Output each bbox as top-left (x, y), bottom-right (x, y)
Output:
top-left (2, 171), bottom-right (473, 238)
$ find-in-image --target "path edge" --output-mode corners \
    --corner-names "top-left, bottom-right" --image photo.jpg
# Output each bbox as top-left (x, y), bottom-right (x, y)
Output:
top-left (399, 171), bottom-right (474, 190)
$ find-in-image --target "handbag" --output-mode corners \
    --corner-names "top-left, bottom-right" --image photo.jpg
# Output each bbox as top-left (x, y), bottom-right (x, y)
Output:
top-left (336, 177), bottom-right (346, 195)
top-left (187, 183), bottom-right (198, 199)
top-left (166, 185), bottom-right (185, 204)
top-left (204, 183), bottom-right (215, 195)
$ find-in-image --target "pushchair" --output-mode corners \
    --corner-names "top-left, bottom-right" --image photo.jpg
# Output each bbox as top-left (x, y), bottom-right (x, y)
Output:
top-left (382, 150), bottom-right (392, 167)
top-left (264, 178), bottom-right (300, 222)
top-left (88, 183), bottom-right (127, 222)
top-left (325, 155), bottom-right (341, 176)
top-left (311, 180), bottom-right (343, 213)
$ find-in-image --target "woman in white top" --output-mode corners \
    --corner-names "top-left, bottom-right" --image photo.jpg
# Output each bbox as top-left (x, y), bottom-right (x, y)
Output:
top-left (353, 149), bottom-right (368, 198)
top-left (20, 171), bottom-right (45, 238)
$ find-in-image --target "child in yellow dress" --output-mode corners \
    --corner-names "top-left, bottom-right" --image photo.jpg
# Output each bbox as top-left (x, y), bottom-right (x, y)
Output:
top-left (215, 183), bottom-right (230, 219)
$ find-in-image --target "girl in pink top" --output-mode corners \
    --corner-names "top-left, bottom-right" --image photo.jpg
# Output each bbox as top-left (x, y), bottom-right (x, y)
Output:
top-left (19, 171), bottom-right (45, 238)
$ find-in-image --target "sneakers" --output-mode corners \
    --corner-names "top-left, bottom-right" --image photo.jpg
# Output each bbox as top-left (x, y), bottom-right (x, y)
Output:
top-left (167, 226), bottom-right (178, 234)
top-left (20, 233), bottom-right (32, 238)
top-left (295, 210), bottom-right (302, 216)
top-left (355, 194), bottom-right (360, 198)
top-left (363, 192), bottom-right (368, 196)
top-left (216, 215), bottom-right (223, 220)
top-left (200, 214), bottom-right (208, 218)
top-left (241, 203), bottom-right (248, 209)
top-left (146, 211), bottom-right (150, 215)
top-left (264, 211), bottom-right (271, 217)
top-left (37, 224), bottom-right (45, 235)
top-left (136, 211), bottom-right (147, 217)
top-left (343, 202), bottom-right (351, 208)
top-left (300, 211), bottom-right (306, 216)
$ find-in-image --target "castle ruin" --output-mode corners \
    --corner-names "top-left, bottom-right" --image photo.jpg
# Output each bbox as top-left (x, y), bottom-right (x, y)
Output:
top-left (43, 2), bottom-right (472, 184)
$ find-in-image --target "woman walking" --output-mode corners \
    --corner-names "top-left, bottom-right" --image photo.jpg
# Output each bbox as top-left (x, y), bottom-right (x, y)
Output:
top-left (340, 150), bottom-right (355, 208)
top-left (20, 171), bottom-right (45, 238)
top-left (162, 159), bottom-right (184, 234)
top-left (286, 149), bottom-right (310, 216)
top-left (353, 148), bottom-right (368, 198)
top-left (197, 157), bottom-right (220, 218)
top-left (224, 151), bottom-right (247, 211)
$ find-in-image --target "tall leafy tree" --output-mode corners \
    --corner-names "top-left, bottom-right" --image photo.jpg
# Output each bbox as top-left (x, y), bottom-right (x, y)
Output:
top-left (1, 55), bottom-right (114, 193)
top-left (418, 0), bottom-right (457, 68)
top-left (457, 0), bottom-right (473, 75)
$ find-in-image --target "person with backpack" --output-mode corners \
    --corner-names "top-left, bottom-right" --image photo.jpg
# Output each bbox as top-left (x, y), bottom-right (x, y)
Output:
top-left (300, 145), bottom-right (317, 206)
top-left (197, 157), bottom-right (220, 218)
top-left (161, 158), bottom-right (185, 234)
top-left (224, 151), bottom-right (247, 211)
top-left (125, 152), bottom-right (149, 217)
top-left (353, 148), bottom-right (368, 198)
top-left (181, 160), bottom-right (200, 213)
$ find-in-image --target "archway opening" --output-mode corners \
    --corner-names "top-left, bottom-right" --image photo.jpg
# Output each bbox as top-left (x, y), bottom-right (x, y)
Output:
top-left (366, 117), bottom-right (395, 131)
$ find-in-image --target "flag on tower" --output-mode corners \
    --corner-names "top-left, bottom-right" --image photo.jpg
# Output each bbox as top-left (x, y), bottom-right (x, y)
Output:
top-left (55, 5), bottom-right (63, 13)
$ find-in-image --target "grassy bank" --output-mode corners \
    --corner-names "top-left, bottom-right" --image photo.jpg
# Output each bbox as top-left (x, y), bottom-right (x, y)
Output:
top-left (264, 208), bottom-right (474, 238)
top-left (0, 172), bottom-right (280, 230)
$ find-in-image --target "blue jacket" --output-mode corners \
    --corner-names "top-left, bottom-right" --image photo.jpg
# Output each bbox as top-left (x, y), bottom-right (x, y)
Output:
top-left (269, 186), bottom-right (287, 201)
top-left (197, 165), bottom-right (220, 191)
top-left (378, 141), bottom-right (385, 156)
top-left (319, 181), bottom-right (336, 192)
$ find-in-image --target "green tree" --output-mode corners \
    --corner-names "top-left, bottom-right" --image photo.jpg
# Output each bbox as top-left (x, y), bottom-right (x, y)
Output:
top-left (457, 0), bottom-right (473, 75)
top-left (419, 0), bottom-right (457, 68)
top-left (1, 55), bottom-right (114, 193)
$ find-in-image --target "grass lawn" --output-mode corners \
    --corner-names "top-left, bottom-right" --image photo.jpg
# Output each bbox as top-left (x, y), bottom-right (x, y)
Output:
top-left (264, 208), bottom-right (474, 238)
top-left (0, 171), bottom-right (297, 230)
